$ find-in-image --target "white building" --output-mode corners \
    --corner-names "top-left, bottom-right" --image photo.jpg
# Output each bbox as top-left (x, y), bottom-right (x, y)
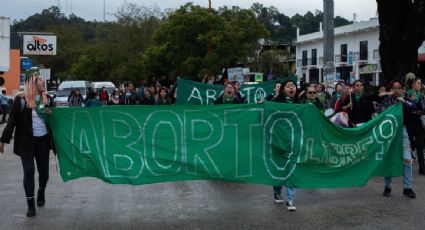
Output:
top-left (295, 18), bottom-right (381, 86)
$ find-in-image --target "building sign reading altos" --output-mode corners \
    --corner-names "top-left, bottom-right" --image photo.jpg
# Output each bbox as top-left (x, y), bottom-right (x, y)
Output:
top-left (23, 35), bottom-right (56, 55)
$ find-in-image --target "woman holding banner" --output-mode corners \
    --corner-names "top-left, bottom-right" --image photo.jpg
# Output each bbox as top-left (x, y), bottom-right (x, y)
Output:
top-left (378, 79), bottom-right (416, 198)
top-left (272, 79), bottom-right (299, 211)
top-left (214, 83), bottom-right (241, 104)
top-left (303, 84), bottom-right (325, 112)
top-left (0, 74), bottom-right (53, 217)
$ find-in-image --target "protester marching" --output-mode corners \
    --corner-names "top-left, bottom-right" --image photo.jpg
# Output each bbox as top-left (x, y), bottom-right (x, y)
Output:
top-left (1, 71), bottom-right (425, 219)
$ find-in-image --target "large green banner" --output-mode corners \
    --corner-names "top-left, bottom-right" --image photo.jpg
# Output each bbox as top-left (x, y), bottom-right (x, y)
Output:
top-left (176, 76), bottom-right (297, 105)
top-left (50, 103), bottom-right (404, 188)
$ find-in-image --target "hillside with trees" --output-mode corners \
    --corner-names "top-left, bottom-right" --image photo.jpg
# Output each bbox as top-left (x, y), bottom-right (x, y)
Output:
top-left (11, 2), bottom-right (351, 84)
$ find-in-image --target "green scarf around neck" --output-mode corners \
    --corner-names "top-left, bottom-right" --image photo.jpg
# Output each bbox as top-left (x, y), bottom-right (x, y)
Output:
top-left (285, 97), bottom-right (294, 104)
top-left (336, 92), bottom-right (342, 99)
top-left (223, 95), bottom-right (234, 104)
top-left (354, 92), bottom-right (362, 102)
top-left (407, 89), bottom-right (421, 103)
top-left (306, 98), bottom-right (315, 104)
top-left (35, 95), bottom-right (48, 123)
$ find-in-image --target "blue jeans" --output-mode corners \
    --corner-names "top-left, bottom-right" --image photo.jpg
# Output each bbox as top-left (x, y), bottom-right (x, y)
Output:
top-left (273, 186), bottom-right (296, 201)
top-left (385, 127), bottom-right (412, 189)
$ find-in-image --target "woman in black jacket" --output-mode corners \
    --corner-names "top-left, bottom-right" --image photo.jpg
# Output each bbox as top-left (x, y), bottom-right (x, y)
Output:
top-left (347, 80), bottom-right (376, 126)
top-left (0, 74), bottom-right (53, 217)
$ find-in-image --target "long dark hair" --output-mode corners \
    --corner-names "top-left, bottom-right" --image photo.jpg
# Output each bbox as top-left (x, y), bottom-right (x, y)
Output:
top-left (276, 79), bottom-right (299, 103)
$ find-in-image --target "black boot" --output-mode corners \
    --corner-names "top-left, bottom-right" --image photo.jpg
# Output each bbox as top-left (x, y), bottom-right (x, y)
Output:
top-left (26, 197), bottom-right (36, 217)
top-left (37, 188), bottom-right (45, 207)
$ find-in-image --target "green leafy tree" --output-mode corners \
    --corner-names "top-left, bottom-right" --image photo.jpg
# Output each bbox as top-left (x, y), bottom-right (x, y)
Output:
top-left (12, 6), bottom-right (66, 32)
top-left (250, 3), bottom-right (350, 43)
top-left (72, 3), bottom-right (162, 83)
top-left (142, 3), bottom-right (269, 82)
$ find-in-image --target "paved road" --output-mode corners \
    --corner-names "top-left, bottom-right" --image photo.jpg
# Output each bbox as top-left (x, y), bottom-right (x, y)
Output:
top-left (1, 127), bottom-right (425, 229)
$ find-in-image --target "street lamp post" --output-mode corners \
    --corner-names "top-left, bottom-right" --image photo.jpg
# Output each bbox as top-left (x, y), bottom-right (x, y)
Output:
top-left (323, 0), bottom-right (335, 90)
top-left (207, 0), bottom-right (213, 78)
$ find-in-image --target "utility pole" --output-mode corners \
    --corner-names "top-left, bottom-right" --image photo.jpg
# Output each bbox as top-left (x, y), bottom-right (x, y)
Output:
top-left (103, 0), bottom-right (106, 21)
top-left (208, 0), bottom-right (212, 54)
top-left (207, 0), bottom-right (213, 78)
top-left (323, 0), bottom-right (335, 87)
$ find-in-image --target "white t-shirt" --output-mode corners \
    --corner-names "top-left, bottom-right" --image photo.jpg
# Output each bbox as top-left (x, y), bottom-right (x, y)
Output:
top-left (32, 109), bottom-right (48, 137)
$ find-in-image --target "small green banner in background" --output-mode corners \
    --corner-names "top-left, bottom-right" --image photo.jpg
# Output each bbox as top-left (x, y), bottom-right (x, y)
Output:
top-left (49, 103), bottom-right (403, 188)
top-left (255, 74), bottom-right (263, 82)
top-left (176, 76), bottom-right (297, 105)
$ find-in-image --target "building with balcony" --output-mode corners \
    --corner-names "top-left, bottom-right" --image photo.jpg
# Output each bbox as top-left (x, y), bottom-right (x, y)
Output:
top-left (295, 18), bottom-right (381, 86)
top-left (251, 40), bottom-right (296, 79)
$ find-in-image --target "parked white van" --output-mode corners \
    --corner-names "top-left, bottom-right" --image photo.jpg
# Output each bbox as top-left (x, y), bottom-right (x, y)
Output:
top-left (91, 81), bottom-right (115, 95)
top-left (54, 81), bottom-right (91, 107)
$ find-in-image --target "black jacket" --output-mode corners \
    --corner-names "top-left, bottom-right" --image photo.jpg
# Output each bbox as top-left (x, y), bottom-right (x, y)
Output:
top-left (348, 94), bottom-right (375, 125)
top-left (1, 95), bottom-right (54, 158)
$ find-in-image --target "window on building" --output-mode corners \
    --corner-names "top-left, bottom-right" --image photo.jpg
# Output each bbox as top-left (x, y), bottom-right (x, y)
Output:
top-left (311, 49), bottom-right (317, 65)
top-left (341, 44), bottom-right (347, 62)
top-left (373, 49), bottom-right (380, 60)
top-left (360, 41), bottom-right (368, 60)
top-left (302, 50), bottom-right (308, 66)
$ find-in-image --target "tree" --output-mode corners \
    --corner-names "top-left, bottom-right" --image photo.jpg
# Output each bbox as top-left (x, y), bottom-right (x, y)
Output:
top-left (12, 6), bottom-right (67, 32)
top-left (257, 49), bottom-right (292, 77)
top-left (251, 3), bottom-right (296, 43)
top-left (142, 3), bottom-right (269, 81)
top-left (334, 16), bottom-right (350, 27)
top-left (71, 3), bottom-right (162, 83)
top-left (377, 0), bottom-right (425, 81)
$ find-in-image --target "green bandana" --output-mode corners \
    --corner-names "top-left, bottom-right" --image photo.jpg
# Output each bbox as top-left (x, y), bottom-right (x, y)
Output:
top-left (35, 96), bottom-right (48, 123)
top-left (306, 98), bottom-right (315, 104)
top-left (223, 95), bottom-right (234, 104)
top-left (354, 92), bottom-right (362, 102)
top-left (285, 97), bottom-right (294, 104)
top-left (407, 89), bottom-right (421, 103)
top-left (336, 92), bottom-right (342, 99)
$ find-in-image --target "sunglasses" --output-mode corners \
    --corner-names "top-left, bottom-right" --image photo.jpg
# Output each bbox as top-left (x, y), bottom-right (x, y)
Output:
top-left (308, 91), bottom-right (316, 94)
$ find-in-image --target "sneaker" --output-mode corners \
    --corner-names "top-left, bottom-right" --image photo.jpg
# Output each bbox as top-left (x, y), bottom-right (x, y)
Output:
top-left (274, 194), bottom-right (284, 204)
top-left (383, 188), bottom-right (391, 197)
top-left (286, 200), bottom-right (296, 211)
top-left (403, 188), bottom-right (416, 199)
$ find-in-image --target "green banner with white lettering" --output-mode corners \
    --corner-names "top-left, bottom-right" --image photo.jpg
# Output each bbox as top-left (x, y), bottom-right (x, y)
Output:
top-left (176, 77), bottom-right (297, 105)
top-left (50, 102), bottom-right (404, 188)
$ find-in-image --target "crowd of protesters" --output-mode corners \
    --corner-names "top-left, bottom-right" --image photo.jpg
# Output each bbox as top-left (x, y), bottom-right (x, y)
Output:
top-left (63, 81), bottom-right (178, 107)
top-left (2, 72), bottom-right (425, 217)
top-left (258, 73), bottom-right (425, 212)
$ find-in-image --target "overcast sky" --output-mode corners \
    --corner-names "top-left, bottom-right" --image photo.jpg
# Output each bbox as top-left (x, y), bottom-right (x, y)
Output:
top-left (1, 0), bottom-right (377, 23)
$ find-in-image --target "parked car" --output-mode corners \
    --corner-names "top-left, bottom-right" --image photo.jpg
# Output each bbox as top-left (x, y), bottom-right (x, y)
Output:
top-left (46, 90), bottom-right (56, 98)
top-left (91, 81), bottom-right (116, 95)
top-left (54, 81), bottom-right (91, 107)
